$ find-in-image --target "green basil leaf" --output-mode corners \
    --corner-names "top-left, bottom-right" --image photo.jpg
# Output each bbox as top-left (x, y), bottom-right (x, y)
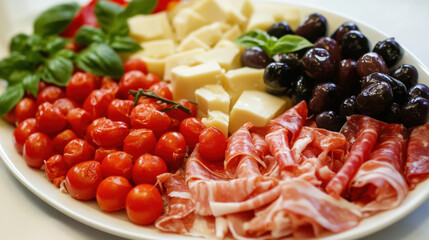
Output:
top-left (120, 0), bottom-right (157, 19)
top-left (44, 36), bottom-right (70, 56)
top-left (55, 49), bottom-right (76, 60)
top-left (75, 26), bottom-right (107, 46)
top-left (39, 56), bottom-right (73, 87)
top-left (76, 43), bottom-right (124, 79)
top-left (22, 74), bottom-right (40, 97)
top-left (235, 30), bottom-right (273, 52)
top-left (0, 83), bottom-right (24, 116)
top-left (8, 70), bottom-right (32, 85)
top-left (109, 36), bottom-right (142, 53)
top-left (0, 53), bottom-right (29, 80)
top-left (10, 34), bottom-right (43, 53)
top-left (34, 3), bottom-right (79, 37)
top-left (95, 0), bottom-right (128, 36)
top-left (271, 34), bottom-right (314, 55)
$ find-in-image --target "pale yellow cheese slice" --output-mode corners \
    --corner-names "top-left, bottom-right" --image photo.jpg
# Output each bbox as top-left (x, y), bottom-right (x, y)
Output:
top-left (194, 45), bottom-right (242, 71)
top-left (164, 48), bottom-right (206, 80)
top-left (195, 84), bottom-right (230, 118)
top-left (128, 12), bottom-right (174, 42)
top-left (131, 39), bottom-right (176, 59)
top-left (172, 8), bottom-right (207, 41)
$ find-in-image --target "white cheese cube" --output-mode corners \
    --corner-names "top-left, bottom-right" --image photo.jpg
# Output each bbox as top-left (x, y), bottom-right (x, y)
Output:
top-left (164, 48), bottom-right (206, 80)
top-left (134, 56), bottom-right (165, 79)
top-left (192, 0), bottom-right (229, 24)
top-left (202, 111), bottom-right (229, 137)
top-left (171, 63), bottom-right (225, 101)
top-left (195, 45), bottom-right (242, 71)
top-left (177, 36), bottom-right (211, 52)
top-left (181, 22), bottom-right (227, 48)
top-left (132, 39), bottom-right (175, 59)
top-left (221, 25), bottom-right (242, 42)
top-left (195, 84), bottom-right (230, 118)
top-left (246, 2), bottom-right (300, 31)
top-left (172, 8), bottom-right (207, 41)
top-left (229, 90), bottom-right (289, 133)
top-left (223, 67), bottom-right (265, 106)
top-left (128, 12), bottom-right (174, 42)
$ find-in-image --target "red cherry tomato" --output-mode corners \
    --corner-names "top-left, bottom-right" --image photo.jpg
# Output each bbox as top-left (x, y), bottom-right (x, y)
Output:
top-left (152, 0), bottom-right (180, 13)
top-left (123, 129), bottom-right (157, 160)
top-left (53, 98), bottom-right (78, 115)
top-left (107, 99), bottom-right (134, 127)
top-left (198, 127), bottom-right (227, 162)
top-left (118, 71), bottom-right (152, 99)
top-left (94, 147), bottom-right (119, 163)
top-left (15, 98), bottom-right (37, 123)
top-left (66, 72), bottom-right (98, 104)
top-left (85, 117), bottom-right (110, 146)
top-left (65, 160), bottom-right (103, 201)
top-left (179, 117), bottom-right (206, 152)
top-left (168, 117), bottom-right (181, 132)
top-left (90, 119), bottom-right (129, 148)
top-left (23, 132), bottom-right (53, 168)
top-left (133, 153), bottom-right (167, 185)
top-left (101, 76), bottom-right (119, 96)
top-left (96, 176), bottom-right (133, 212)
top-left (36, 86), bottom-right (65, 106)
top-left (130, 104), bottom-right (170, 137)
top-left (124, 59), bottom-right (148, 74)
top-left (145, 73), bottom-right (160, 87)
top-left (12, 118), bottom-right (37, 154)
top-left (63, 138), bottom-right (95, 168)
top-left (3, 110), bottom-right (17, 126)
top-left (101, 151), bottom-right (133, 181)
top-left (45, 154), bottom-right (68, 187)
top-left (52, 129), bottom-right (77, 154)
top-left (83, 89), bottom-right (114, 119)
top-left (36, 102), bottom-right (67, 136)
top-left (166, 99), bottom-right (197, 122)
top-left (67, 108), bottom-right (93, 138)
top-left (155, 132), bottom-right (187, 170)
top-left (126, 184), bottom-right (163, 225)
top-left (149, 82), bottom-right (173, 100)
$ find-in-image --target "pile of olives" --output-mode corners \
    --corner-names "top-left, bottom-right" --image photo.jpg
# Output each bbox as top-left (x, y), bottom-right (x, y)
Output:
top-left (240, 13), bottom-right (429, 131)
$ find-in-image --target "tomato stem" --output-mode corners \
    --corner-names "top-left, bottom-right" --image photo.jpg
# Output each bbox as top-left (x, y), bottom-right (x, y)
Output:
top-left (129, 89), bottom-right (195, 114)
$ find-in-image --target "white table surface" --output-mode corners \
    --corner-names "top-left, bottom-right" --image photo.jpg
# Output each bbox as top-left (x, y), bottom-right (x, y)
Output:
top-left (1, 0), bottom-right (429, 239)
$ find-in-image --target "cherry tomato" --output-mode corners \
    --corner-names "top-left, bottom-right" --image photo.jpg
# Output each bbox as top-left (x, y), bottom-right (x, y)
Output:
top-left (101, 151), bottom-right (133, 181)
top-left (180, 117), bottom-right (206, 152)
top-left (63, 138), bottom-right (95, 168)
top-left (66, 72), bottom-right (98, 104)
top-left (118, 71), bottom-right (152, 99)
top-left (53, 98), bottom-right (78, 115)
top-left (145, 73), bottom-right (160, 87)
top-left (67, 108), bottom-right (92, 138)
top-left (15, 98), bottom-right (37, 123)
top-left (96, 176), bottom-right (133, 212)
top-left (126, 184), bottom-right (163, 225)
top-left (124, 59), bottom-right (148, 74)
top-left (36, 86), bottom-right (65, 106)
top-left (107, 99), bottom-right (134, 127)
top-left (123, 129), bottom-right (157, 160)
top-left (130, 104), bottom-right (170, 137)
top-left (3, 110), bottom-right (17, 126)
top-left (36, 102), bottom-right (67, 136)
top-left (101, 76), bottom-right (119, 96)
top-left (94, 147), bottom-right (119, 163)
top-left (45, 154), bottom-right (68, 186)
top-left (152, 0), bottom-right (180, 13)
top-left (90, 119), bottom-right (129, 148)
top-left (155, 132), bottom-right (187, 170)
top-left (166, 99), bottom-right (197, 122)
top-left (52, 129), bottom-right (77, 154)
top-left (168, 117), bottom-right (181, 132)
top-left (65, 160), bottom-right (103, 201)
top-left (23, 132), bottom-right (53, 168)
top-left (12, 118), bottom-right (37, 154)
top-left (85, 118), bottom-right (110, 146)
top-left (133, 153), bottom-right (167, 185)
top-left (149, 82), bottom-right (173, 100)
top-left (83, 89), bottom-right (114, 119)
top-left (198, 127), bottom-right (227, 162)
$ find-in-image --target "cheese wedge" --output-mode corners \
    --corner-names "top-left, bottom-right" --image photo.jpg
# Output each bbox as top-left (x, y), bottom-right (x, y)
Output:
top-left (128, 12), bottom-right (174, 42)
top-left (202, 111), bottom-right (229, 137)
top-left (195, 84), bottom-right (230, 118)
top-left (164, 48), bottom-right (205, 80)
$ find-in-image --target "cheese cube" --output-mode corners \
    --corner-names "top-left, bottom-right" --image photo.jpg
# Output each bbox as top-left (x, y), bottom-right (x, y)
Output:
top-left (164, 48), bottom-right (206, 80)
top-left (192, 0), bottom-right (229, 24)
top-left (223, 67), bottom-right (265, 106)
top-left (221, 25), bottom-right (242, 42)
top-left (128, 12), bottom-right (174, 42)
top-left (134, 56), bottom-right (165, 79)
top-left (214, 39), bottom-right (236, 48)
top-left (171, 63), bottom-right (225, 101)
top-left (181, 22), bottom-right (227, 48)
top-left (195, 84), bottom-right (230, 118)
top-left (172, 8), bottom-right (207, 40)
top-left (177, 36), bottom-right (211, 52)
top-left (195, 45), bottom-right (241, 71)
top-left (229, 90), bottom-right (289, 133)
top-left (246, 2), bottom-right (300, 31)
top-left (132, 39), bottom-right (175, 59)
top-left (202, 111), bottom-right (229, 137)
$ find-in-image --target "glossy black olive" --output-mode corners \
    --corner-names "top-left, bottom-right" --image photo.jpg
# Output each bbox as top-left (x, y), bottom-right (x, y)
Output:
top-left (240, 47), bottom-right (272, 69)
top-left (339, 96), bottom-right (358, 118)
top-left (390, 64), bottom-right (419, 89)
top-left (267, 21), bottom-right (294, 39)
top-left (373, 38), bottom-right (403, 68)
top-left (291, 75), bottom-right (316, 104)
top-left (402, 97), bottom-right (429, 127)
top-left (381, 102), bottom-right (402, 124)
top-left (356, 52), bottom-right (388, 78)
top-left (302, 48), bottom-right (336, 82)
top-left (295, 13), bottom-right (328, 43)
top-left (409, 84), bottom-right (429, 100)
top-left (308, 82), bottom-right (342, 114)
top-left (316, 111), bottom-right (345, 132)
top-left (314, 37), bottom-right (342, 64)
top-left (356, 82), bottom-right (393, 118)
top-left (336, 59), bottom-right (361, 97)
top-left (331, 21), bottom-right (360, 45)
top-left (341, 30), bottom-right (370, 60)
top-left (263, 62), bottom-right (296, 95)
top-left (361, 72), bottom-right (408, 105)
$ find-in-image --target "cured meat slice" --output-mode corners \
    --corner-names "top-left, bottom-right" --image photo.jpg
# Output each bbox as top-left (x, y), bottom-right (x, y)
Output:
top-left (270, 101), bottom-right (308, 141)
top-left (405, 122), bottom-right (429, 187)
top-left (326, 115), bottom-right (380, 198)
top-left (265, 128), bottom-right (296, 173)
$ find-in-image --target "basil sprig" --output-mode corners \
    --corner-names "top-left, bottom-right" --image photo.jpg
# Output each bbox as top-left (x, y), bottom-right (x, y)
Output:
top-left (34, 3), bottom-right (80, 37)
top-left (235, 30), bottom-right (314, 57)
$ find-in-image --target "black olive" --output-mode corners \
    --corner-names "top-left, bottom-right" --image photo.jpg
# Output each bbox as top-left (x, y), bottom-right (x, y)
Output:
top-left (331, 21), bottom-right (360, 45)
top-left (240, 47), bottom-right (272, 69)
top-left (361, 72), bottom-right (408, 105)
top-left (291, 75), bottom-right (316, 104)
top-left (356, 82), bottom-right (393, 118)
top-left (409, 84), bottom-right (429, 100)
top-left (339, 96), bottom-right (358, 118)
top-left (373, 37), bottom-right (403, 68)
top-left (316, 111), bottom-right (345, 132)
top-left (341, 30), bottom-right (370, 60)
top-left (295, 13), bottom-right (328, 43)
top-left (267, 21), bottom-right (294, 39)
top-left (308, 82), bottom-right (342, 114)
top-left (302, 48), bottom-right (336, 82)
top-left (263, 62), bottom-right (296, 95)
top-left (402, 97), bottom-right (429, 127)
top-left (381, 102), bottom-right (402, 124)
top-left (390, 64), bottom-right (419, 89)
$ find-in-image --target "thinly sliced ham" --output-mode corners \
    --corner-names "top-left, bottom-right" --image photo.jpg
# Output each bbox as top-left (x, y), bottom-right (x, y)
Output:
top-left (405, 122), bottom-right (429, 187)
top-left (270, 101), bottom-right (308, 141)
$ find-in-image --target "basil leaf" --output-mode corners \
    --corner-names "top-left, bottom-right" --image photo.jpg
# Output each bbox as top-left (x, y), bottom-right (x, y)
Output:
top-left (34, 3), bottom-right (80, 37)
top-left (22, 74), bottom-right (40, 97)
top-left (55, 49), bottom-right (76, 60)
top-left (109, 36), bottom-right (142, 53)
top-left (271, 35), bottom-right (314, 55)
top-left (120, 0), bottom-right (157, 19)
top-left (40, 56), bottom-right (73, 87)
top-left (76, 43), bottom-right (124, 79)
top-left (10, 34), bottom-right (43, 53)
top-left (95, 0), bottom-right (128, 36)
top-left (235, 30), bottom-right (273, 52)
top-left (44, 36), bottom-right (70, 56)
top-left (9, 70), bottom-right (32, 85)
top-left (0, 84), bottom-right (24, 116)
top-left (0, 53), bottom-right (29, 80)
top-left (75, 26), bottom-right (107, 46)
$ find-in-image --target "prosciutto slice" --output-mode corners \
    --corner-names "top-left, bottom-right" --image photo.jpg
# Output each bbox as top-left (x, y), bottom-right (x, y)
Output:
top-left (405, 122), bottom-right (429, 187)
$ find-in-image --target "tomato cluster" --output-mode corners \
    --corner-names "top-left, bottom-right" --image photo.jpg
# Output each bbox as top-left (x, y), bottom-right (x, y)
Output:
top-left (7, 58), bottom-right (229, 226)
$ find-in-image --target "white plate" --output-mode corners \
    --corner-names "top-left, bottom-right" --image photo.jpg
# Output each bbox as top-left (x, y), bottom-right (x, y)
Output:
top-left (1, 0), bottom-right (429, 239)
